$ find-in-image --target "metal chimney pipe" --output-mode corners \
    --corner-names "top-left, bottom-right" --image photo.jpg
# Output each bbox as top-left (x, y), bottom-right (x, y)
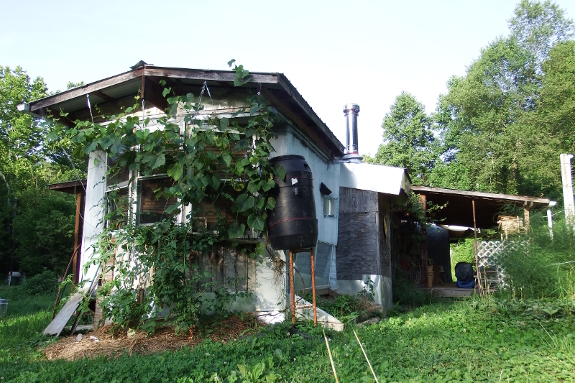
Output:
top-left (342, 103), bottom-right (362, 162)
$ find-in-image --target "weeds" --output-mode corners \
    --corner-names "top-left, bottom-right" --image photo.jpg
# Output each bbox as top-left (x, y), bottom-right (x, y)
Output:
top-left (498, 212), bottom-right (575, 299)
top-left (1, 288), bottom-right (574, 382)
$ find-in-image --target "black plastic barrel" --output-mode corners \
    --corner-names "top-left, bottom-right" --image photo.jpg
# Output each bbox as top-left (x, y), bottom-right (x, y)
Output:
top-left (267, 155), bottom-right (318, 250)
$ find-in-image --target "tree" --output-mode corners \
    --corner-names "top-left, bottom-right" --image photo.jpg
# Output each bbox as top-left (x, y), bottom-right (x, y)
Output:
top-left (431, 0), bottom-right (574, 197)
top-left (369, 92), bottom-right (436, 185)
top-left (0, 65), bottom-right (81, 275)
top-left (510, 0), bottom-right (574, 68)
top-left (517, 40), bottom-right (575, 198)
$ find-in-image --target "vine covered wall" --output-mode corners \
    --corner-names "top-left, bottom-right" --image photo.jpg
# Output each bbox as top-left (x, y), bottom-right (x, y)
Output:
top-left (55, 63), bottom-right (289, 333)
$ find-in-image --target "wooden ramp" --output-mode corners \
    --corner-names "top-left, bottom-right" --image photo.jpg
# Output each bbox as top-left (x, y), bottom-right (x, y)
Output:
top-left (43, 292), bottom-right (83, 336)
top-left (421, 283), bottom-right (477, 298)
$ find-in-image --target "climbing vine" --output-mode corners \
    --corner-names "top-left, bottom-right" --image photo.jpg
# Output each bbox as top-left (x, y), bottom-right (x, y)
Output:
top-left (58, 62), bottom-right (285, 333)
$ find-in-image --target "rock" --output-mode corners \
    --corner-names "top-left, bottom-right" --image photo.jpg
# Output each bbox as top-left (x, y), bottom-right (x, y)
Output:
top-left (75, 334), bottom-right (83, 342)
top-left (357, 317), bottom-right (381, 328)
top-left (89, 335), bottom-right (99, 343)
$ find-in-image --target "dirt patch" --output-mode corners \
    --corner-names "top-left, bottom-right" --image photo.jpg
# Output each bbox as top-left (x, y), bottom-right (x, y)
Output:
top-left (43, 313), bottom-right (261, 361)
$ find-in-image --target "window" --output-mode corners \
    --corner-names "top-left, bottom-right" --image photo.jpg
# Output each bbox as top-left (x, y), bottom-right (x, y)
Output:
top-left (137, 177), bottom-right (179, 225)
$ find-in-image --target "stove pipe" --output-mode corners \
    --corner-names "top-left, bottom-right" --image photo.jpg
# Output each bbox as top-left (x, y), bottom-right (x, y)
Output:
top-left (342, 103), bottom-right (362, 162)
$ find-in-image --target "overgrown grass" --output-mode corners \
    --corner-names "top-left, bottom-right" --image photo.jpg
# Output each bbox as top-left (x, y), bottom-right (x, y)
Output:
top-left (0, 286), bottom-right (57, 369)
top-left (2, 294), bottom-right (574, 382)
top-left (499, 213), bottom-right (575, 299)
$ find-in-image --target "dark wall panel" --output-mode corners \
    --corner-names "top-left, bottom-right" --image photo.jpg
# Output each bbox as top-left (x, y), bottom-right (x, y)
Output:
top-left (339, 187), bottom-right (378, 213)
top-left (426, 225), bottom-right (452, 283)
top-left (337, 211), bottom-right (379, 280)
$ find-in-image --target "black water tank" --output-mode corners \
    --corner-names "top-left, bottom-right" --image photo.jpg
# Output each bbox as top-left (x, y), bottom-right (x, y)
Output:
top-left (268, 155), bottom-right (318, 250)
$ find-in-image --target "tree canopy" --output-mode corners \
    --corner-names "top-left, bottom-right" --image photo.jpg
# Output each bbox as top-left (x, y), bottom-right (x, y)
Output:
top-left (0, 66), bottom-right (83, 275)
top-left (367, 92), bottom-right (435, 185)
top-left (373, 0), bottom-right (574, 200)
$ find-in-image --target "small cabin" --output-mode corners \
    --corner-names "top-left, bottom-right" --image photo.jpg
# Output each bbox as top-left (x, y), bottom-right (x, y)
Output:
top-left (28, 63), bottom-right (410, 325)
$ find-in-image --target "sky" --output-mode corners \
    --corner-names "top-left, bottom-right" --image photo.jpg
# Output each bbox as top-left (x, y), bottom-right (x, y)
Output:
top-left (2, 0), bottom-right (575, 156)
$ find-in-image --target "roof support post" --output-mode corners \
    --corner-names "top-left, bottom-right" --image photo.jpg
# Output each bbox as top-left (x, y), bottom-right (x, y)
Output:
top-left (418, 194), bottom-right (428, 287)
top-left (472, 199), bottom-right (482, 295)
top-left (72, 191), bottom-right (84, 286)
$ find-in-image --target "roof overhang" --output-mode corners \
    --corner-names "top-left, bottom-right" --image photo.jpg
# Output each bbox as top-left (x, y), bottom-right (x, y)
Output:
top-left (27, 65), bottom-right (345, 159)
top-left (48, 179), bottom-right (87, 195)
top-left (412, 185), bottom-right (551, 229)
top-left (339, 162), bottom-right (411, 203)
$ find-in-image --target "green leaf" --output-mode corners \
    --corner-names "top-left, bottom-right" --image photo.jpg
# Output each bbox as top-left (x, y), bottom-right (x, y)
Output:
top-left (266, 197), bottom-right (276, 210)
top-left (235, 194), bottom-right (254, 212)
top-left (227, 222), bottom-right (245, 239)
top-left (168, 162), bottom-right (184, 181)
top-left (165, 203), bottom-right (180, 214)
top-left (211, 175), bottom-right (221, 189)
top-left (247, 181), bottom-right (259, 194)
top-left (162, 87), bottom-right (171, 97)
top-left (47, 130), bottom-right (58, 141)
top-left (262, 179), bottom-right (275, 192)
top-left (84, 141), bottom-right (97, 154)
top-left (219, 118), bottom-right (229, 130)
top-left (255, 197), bottom-right (265, 209)
top-left (274, 165), bottom-right (286, 181)
top-left (252, 362), bottom-right (264, 380)
top-left (247, 214), bottom-right (265, 231)
top-left (152, 153), bottom-right (166, 170)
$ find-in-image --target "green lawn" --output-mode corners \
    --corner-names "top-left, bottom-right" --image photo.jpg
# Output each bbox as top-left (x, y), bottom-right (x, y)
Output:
top-left (1, 288), bottom-right (574, 382)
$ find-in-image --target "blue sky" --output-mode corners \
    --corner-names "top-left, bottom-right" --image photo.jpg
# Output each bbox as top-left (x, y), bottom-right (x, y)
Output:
top-left (2, 0), bottom-right (574, 155)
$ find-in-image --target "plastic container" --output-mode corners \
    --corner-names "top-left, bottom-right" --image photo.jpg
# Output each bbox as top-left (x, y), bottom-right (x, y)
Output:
top-left (267, 155), bottom-right (318, 250)
top-left (0, 299), bottom-right (8, 317)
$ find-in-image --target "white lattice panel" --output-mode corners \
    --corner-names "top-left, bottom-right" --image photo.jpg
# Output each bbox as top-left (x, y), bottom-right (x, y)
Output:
top-left (476, 240), bottom-right (527, 289)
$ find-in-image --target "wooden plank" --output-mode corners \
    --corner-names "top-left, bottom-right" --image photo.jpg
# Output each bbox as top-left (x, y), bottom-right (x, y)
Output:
top-left (143, 77), bottom-right (169, 112)
top-left (72, 192), bottom-right (83, 285)
top-left (48, 179), bottom-right (87, 194)
top-left (92, 90), bottom-right (114, 102)
top-left (43, 293), bottom-right (83, 336)
top-left (30, 70), bottom-right (143, 111)
top-left (143, 67), bottom-right (279, 85)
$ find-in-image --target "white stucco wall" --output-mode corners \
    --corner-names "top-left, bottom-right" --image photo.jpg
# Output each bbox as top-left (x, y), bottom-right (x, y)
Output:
top-left (80, 150), bottom-right (107, 287)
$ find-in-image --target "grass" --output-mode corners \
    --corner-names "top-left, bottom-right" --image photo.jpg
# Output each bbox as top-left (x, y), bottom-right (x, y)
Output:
top-left (1, 288), bottom-right (574, 382)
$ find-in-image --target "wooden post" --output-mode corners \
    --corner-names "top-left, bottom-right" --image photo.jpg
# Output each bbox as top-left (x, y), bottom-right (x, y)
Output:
top-left (72, 192), bottom-right (84, 286)
top-left (418, 194), bottom-right (428, 287)
top-left (472, 199), bottom-right (481, 295)
top-left (310, 248), bottom-right (317, 326)
top-left (289, 250), bottom-right (296, 325)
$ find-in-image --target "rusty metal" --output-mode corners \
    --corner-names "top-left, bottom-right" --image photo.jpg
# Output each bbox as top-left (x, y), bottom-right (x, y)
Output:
top-left (310, 248), bottom-right (317, 325)
top-left (289, 250), bottom-right (296, 325)
top-left (288, 248), bottom-right (319, 326)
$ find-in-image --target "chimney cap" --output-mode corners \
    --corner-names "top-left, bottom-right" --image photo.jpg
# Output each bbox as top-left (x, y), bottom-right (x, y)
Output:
top-left (343, 103), bottom-right (360, 113)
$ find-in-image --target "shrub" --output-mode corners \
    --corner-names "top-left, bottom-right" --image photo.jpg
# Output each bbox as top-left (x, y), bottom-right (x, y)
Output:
top-left (392, 270), bottom-right (434, 309)
top-left (21, 269), bottom-right (59, 297)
